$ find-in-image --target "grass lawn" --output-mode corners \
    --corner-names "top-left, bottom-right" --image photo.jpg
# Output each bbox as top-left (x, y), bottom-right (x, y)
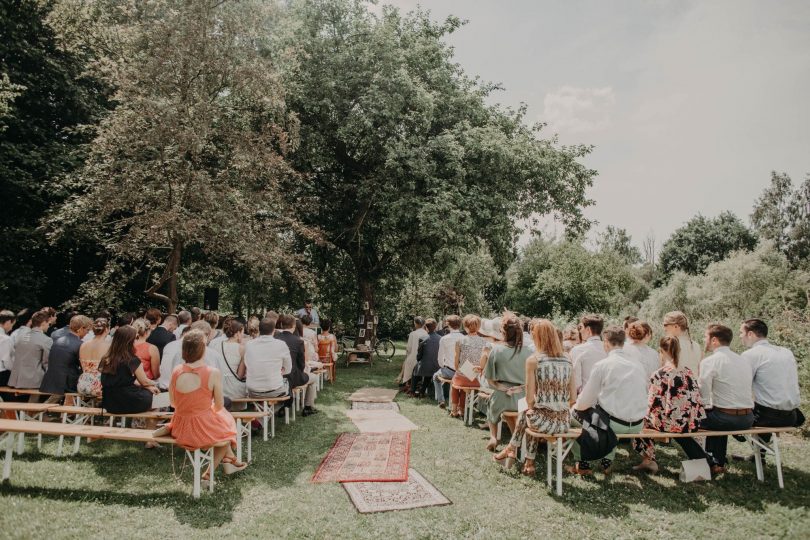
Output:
top-left (1, 349), bottom-right (809, 539)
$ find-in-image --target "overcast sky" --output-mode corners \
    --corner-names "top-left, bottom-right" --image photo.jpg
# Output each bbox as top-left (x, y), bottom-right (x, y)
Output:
top-left (374, 0), bottom-right (810, 250)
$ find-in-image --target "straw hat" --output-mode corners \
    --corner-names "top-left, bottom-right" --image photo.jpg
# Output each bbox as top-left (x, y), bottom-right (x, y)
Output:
top-left (479, 317), bottom-right (503, 340)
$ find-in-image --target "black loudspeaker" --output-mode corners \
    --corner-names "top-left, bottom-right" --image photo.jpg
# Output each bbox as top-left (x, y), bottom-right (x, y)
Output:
top-left (203, 287), bottom-right (219, 311)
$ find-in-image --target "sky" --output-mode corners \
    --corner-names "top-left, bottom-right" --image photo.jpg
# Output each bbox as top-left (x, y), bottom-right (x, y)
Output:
top-left (372, 0), bottom-right (810, 251)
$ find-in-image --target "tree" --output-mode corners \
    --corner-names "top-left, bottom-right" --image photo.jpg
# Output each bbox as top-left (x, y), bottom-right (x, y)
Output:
top-left (50, 0), bottom-right (314, 313)
top-left (657, 212), bottom-right (758, 282)
top-left (751, 171), bottom-right (810, 268)
top-left (596, 225), bottom-right (642, 265)
top-left (280, 0), bottom-right (595, 343)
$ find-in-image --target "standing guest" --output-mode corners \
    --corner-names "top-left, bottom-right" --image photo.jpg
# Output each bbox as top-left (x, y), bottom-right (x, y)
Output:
top-left (633, 336), bottom-right (708, 473)
top-left (483, 314), bottom-right (532, 451)
top-left (9, 310), bottom-right (52, 390)
top-left (133, 319), bottom-right (161, 381)
top-left (571, 314), bottom-right (606, 392)
top-left (276, 314), bottom-right (318, 416)
top-left (0, 310), bottom-right (17, 387)
top-left (158, 325), bottom-right (191, 390)
top-left (449, 315), bottom-right (487, 418)
top-left (698, 323), bottom-right (754, 474)
top-left (432, 315), bottom-right (464, 408)
top-left (41, 315), bottom-right (93, 400)
top-left (244, 315), bottom-right (291, 399)
top-left (294, 300), bottom-right (320, 328)
top-left (398, 317), bottom-right (427, 390)
top-left (147, 314), bottom-right (177, 358)
top-left (624, 321), bottom-right (659, 379)
top-left (436, 317), bottom-right (450, 337)
top-left (300, 315), bottom-right (319, 361)
top-left (11, 308), bottom-right (34, 345)
top-left (494, 319), bottom-right (575, 475)
top-left (99, 325), bottom-right (160, 446)
top-left (77, 318), bottom-right (111, 398)
top-left (168, 330), bottom-right (246, 480)
top-left (411, 319), bottom-right (441, 398)
top-left (568, 326), bottom-right (648, 476)
top-left (112, 313), bottom-right (135, 338)
top-left (662, 311), bottom-right (703, 375)
top-left (174, 310), bottom-right (192, 339)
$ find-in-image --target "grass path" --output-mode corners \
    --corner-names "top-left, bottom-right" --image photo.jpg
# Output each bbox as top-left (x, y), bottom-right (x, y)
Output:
top-left (1, 352), bottom-right (809, 539)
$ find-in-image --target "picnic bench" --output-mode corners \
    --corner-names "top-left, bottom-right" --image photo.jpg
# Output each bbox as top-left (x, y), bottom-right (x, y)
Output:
top-left (230, 396), bottom-right (289, 440)
top-left (524, 426), bottom-right (796, 495)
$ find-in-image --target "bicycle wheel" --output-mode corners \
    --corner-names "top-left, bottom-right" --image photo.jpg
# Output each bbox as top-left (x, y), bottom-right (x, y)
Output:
top-left (375, 338), bottom-right (396, 361)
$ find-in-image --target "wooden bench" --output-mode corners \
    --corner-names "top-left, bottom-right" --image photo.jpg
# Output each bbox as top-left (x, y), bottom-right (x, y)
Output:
top-left (0, 387), bottom-right (97, 409)
top-left (0, 419), bottom-right (217, 498)
top-left (291, 378), bottom-right (319, 419)
top-left (230, 396), bottom-right (289, 440)
top-left (318, 361), bottom-right (336, 383)
top-left (450, 383), bottom-right (485, 426)
top-left (0, 402), bottom-right (55, 453)
top-left (524, 426), bottom-right (796, 495)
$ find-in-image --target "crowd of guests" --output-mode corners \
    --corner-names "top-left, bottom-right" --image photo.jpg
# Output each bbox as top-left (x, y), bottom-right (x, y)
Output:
top-left (397, 310), bottom-right (804, 478)
top-left (0, 302), bottom-right (337, 480)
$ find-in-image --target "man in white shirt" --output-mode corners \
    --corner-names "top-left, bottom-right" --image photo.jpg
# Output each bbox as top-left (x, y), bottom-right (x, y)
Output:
top-left (571, 314), bottom-right (607, 392)
top-left (0, 310), bottom-right (16, 387)
top-left (431, 315), bottom-right (465, 408)
top-left (568, 325), bottom-right (648, 475)
top-left (698, 323), bottom-right (754, 473)
top-left (157, 326), bottom-right (190, 389)
top-left (174, 310), bottom-right (192, 339)
top-left (244, 316), bottom-right (292, 399)
top-left (398, 317), bottom-right (427, 390)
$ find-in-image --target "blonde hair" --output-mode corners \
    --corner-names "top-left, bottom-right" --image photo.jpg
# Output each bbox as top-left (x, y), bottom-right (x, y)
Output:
top-left (663, 311), bottom-right (689, 331)
top-left (531, 319), bottom-right (564, 358)
top-left (463, 314), bottom-right (481, 334)
top-left (69, 315), bottom-right (93, 332)
top-left (182, 330), bottom-right (207, 363)
top-left (132, 318), bottom-right (150, 338)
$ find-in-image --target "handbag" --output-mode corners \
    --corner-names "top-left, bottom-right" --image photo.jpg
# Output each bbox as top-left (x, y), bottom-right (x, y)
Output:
top-left (680, 458), bottom-right (712, 482)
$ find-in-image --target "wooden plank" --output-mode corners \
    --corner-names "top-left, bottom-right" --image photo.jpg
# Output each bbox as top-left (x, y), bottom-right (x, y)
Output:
top-left (0, 403), bottom-right (56, 413)
top-left (0, 387), bottom-right (50, 396)
top-left (230, 397), bottom-right (288, 404)
top-left (525, 426), bottom-right (796, 440)
top-left (0, 419), bottom-right (176, 444)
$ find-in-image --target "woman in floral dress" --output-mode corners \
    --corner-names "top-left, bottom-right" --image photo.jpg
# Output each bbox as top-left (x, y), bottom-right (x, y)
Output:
top-left (633, 336), bottom-right (708, 473)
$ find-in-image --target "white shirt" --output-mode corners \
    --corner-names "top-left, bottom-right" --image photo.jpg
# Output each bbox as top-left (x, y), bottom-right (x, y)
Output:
top-left (571, 337), bottom-right (607, 391)
top-left (0, 327), bottom-right (13, 372)
top-left (522, 332), bottom-right (536, 352)
top-left (575, 348), bottom-right (649, 423)
top-left (209, 334), bottom-right (227, 350)
top-left (699, 346), bottom-right (754, 409)
top-left (743, 339), bottom-right (801, 410)
top-left (158, 339), bottom-right (183, 388)
top-left (174, 324), bottom-right (187, 340)
top-left (405, 328), bottom-right (428, 364)
top-left (678, 335), bottom-right (703, 375)
top-left (437, 330), bottom-right (465, 369)
top-left (244, 335), bottom-right (292, 393)
top-left (303, 327), bottom-right (318, 363)
top-left (623, 342), bottom-right (659, 380)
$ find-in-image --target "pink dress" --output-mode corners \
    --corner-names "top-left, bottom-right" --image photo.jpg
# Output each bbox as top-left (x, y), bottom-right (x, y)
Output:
top-left (134, 342), bottom-right (154, 379)
top-left (168, 364), bottom-right (237, 450)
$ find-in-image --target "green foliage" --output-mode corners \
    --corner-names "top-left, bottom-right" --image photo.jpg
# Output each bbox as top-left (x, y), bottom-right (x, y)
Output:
top-left (596, 225), bottom-right (642, 265)
top-left (752, 171), bottom-right (810, 267)
top-left (505, 237), bottom-right (648, 318)
top-left (657, 211), bottom-right (758, 282)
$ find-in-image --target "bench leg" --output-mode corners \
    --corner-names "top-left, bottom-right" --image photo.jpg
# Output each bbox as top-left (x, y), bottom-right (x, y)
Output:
top-left (751, 435), bottom-right (765, 482)
top-left (191, 449), bottom-right (201, 499)
top-left (248, 423), bottom-right (253, 462)
top-left (556, 438), bottom-right (563, 496)
top-left (36, 413), bottom-right (43, 450)
top-left (236, 420), bottom-right (243, 464)
top-left (261, 402), bottom-right (269, 442)
top-left (57, 413), bottom-right (67, 457)
top-left (109, 416), bottom-right (114, 427)
top-left (3, 433), bottom-right (13, 481)
top-left (284, 406), bottom-right (289, 425)
top-left (270, 404), bottom-right (275, 438)
top-left (496, 420), bottom-right (502, 441)
top-left (773, 434), bottom-right (784, 489)
top-left (73, 435), bottom-right (81, 455)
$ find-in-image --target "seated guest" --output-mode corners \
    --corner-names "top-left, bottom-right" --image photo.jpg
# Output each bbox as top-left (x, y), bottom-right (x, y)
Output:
top-left (317, 319), bottom-right (338, 363)
top-left (168, 330), bottom-right (245, 480)
top-left (300, 315), bottom-right (319, 364)
top-left (174, 310), bottom-right (192, 339)
top-left (623, 321), bottom-right (659, 379)
top-left (9, 309), bottom-right (52, 390)
top-left (77, 318), bottom-right (111, 398)
top-left (633, 336), bottom-right (708, 473)
top-left (411, 319), bottom-right (441, 398)
top-left (190, 307), bottom-right (202, 323)
top-left (698, 323), bottom-right (754, 474)
top-left (209, 316), bottom-right (232, 349)
top-left (449, 315), bottom-right (487, 418)
top-left (571, 314), bottom-right (606, 392)
top-left (215, 319), bottom-right (247, 402)
top-left (483, 313), bottom-right (532, 452)
top-left (432, 315), bottom-right (464, 409)
top-left (50, 310), bottom-right (77, 341)
top-left (494, 319), bottom-right (575, 475)
top-left (244, 315), bottom-right (291, 400)
top-left (41, 315), bottom-right (92, 401)
top-left (158, 325), bottom-right (191, 389)
top-left (11, 308), bottom-right (34, 345)
top-left (245, 316), bottom-right (260, 341)
top-left (203, 311), bottom-right (221, 340)
top-left (561, 325), bottom-right (581, 356)
top-left (569, 325), bottom-right (648, 475)
top-left (99, 325), bottom-right (160, 446)
top-left (147, 314), bottom-right (177, 358)
top-left (662, 311), bottom-right (703, 375)
top-left (276, 314), bottom-right (318, 416)
top-left (133, 319), bottom-right (161, 381)
top-left (398, 317), bottom-right (427, 390)
top-left (0, 310), bottom-right (16, 387)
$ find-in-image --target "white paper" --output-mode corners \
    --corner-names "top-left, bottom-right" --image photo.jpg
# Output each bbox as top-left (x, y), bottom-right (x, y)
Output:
top-left (151, 391), bottom-right (171, 409)
top-left (458, 360), bottom-right (477, 380)
top-left (517, 397), bottom-right (528, 413)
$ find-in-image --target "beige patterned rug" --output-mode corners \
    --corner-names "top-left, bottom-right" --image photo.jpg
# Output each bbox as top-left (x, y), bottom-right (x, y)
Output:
top-left (343, 469), bottom-right (451, 513)
top-left (351, 401), bottom-right (400, 411)
top-left (311, 432), bottom-right (410, 483)
top-left (345, 410), bottom-right (418, 433)
top-left (347, 387), bottom-right (399, 403)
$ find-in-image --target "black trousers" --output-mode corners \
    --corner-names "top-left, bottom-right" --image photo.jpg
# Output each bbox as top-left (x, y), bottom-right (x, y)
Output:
top-left (675, 438), bottom-right (708, 461)
top-left (410, 375), bottom-right (431, 396)
top-left (753, 403), bottom-right (803, 443)
top-left (701, 409), bottom-right (754, 466)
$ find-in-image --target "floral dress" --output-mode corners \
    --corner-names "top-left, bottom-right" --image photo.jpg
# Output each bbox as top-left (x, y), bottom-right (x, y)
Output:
top-left (633, 364), bottom-right (706, 460)
top-left (77, 358), bottom-right (102, 398)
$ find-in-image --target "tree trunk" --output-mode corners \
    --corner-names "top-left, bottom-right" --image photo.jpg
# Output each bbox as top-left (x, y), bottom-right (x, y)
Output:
top-left (145, 238), bottom-right (182, 314)
top-left (356, 274), bottom-right (376, 349)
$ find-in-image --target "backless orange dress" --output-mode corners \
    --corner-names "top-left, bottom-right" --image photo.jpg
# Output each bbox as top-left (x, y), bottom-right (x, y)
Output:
top-left (168, 364), bottom-right (237, 450)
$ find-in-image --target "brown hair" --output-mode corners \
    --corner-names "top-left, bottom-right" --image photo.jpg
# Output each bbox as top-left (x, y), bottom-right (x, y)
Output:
top-left (602, 325), bottom-right (625, 347)
top-left (92, 317), bottom-right (110, 336)
top-left (446, 315), bottom-right (461, 330)
top-left (462, 314), bottom-right (480, 333)
top-left (627, 321), bottom-right (652, 341)
top-left (278, 314), bottom-right (296, 329)
top-left (659, 336), bottom-right (681, 367)
top-left (99, 325), bottom-right (137, 375)
top-left (259, 316), bottom-right (277, 336)
top-left (203, 311), bottom-right (219, 329)
top-left (144, 308), bottom-right (162, 326)
top-left (580, 314), bottom-right (604, 335)
top-left (424, 318), bottom-right (437, 333)
top-left (31, 310), bottom-right (50, 328)
top-left (225, 320), bottom-right (244, 338)
top-left (182, 330), bottom-right (207, 363)
top-left (69, 315), bottom-right (93, 332)
top-left (623, 315), bottom-right (639, 329)
top-left (707, 323), bottom-right (733, 346)
top-left (501, 312), bottom-right (523, 352)
top-left (742, 318), bottom-right (768, 338)
top-left (532, 319), bottom-right (564, 358)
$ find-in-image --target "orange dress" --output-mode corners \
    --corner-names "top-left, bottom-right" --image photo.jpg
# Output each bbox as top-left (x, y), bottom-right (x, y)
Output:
top-left (134, 341), bottom-right (154, 379)
top-left (168, 364), bottom-right (237, 450)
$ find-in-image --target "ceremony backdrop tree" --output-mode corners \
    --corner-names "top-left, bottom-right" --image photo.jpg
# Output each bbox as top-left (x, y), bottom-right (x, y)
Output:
top-left (281, 0), bottom-right (595, 343)
top-left (751, 171), bottom-right (810, 268)
top-left (50, 0), bottom-right (315, 313)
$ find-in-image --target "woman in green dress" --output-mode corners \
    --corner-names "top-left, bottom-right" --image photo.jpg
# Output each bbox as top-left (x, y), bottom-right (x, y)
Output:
top-left (483, 313), bottom-right (532, 451)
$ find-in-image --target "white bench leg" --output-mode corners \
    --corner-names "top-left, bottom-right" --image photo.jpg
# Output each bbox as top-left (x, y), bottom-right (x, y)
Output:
top-left (57, 413), bottom-right (67, 457)
top-left (284, 406), bottom-right (289, 425)
top-left (191, 449), bottom-right (201, 499)
top-left (773, 434), bottom-right (784, 489)
top-left (236, 420), bottom-right (243, 464)
top-left (547, 438), bottom-right (552, 488)
top-left (73, 434), bottom-right (81, 455)
top-left (556, 438), bottom-right (563, 496)
top-left (751, 435), bottom-right (764, 482)
top-left (3, 433), bottom-right (13, 481)
top-left (248, 424), bottom-right (253, 462)
top-left (496, 420), bottom-right (502, 441)
top-left (261, 402), bottom-right (269, 442)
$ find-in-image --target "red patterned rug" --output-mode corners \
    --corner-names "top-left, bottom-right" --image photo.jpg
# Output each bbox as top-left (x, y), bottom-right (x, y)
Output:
top-left (311, 432), bottom-right (411, 483)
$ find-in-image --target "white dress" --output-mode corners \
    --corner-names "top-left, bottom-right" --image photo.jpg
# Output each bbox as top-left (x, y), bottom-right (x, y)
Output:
top-left (217, 341), bottom-right (247, 400)
top-left (401, 328), bottom-right (428, 384)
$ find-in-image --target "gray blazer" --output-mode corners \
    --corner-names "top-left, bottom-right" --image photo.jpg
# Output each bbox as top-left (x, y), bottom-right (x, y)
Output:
top-left (8, 329), bottom-right (52, 389)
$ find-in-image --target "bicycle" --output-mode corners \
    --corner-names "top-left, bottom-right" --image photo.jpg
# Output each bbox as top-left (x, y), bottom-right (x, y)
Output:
top-left (338, 333), bottom-right (397, 362)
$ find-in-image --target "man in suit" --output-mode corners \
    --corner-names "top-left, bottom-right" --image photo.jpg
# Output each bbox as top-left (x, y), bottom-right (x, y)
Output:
top-left (276, 314), bottom-right (318, 416)
top-left (147, 314), bottom-right (177, 358)
top-left (410, 319), bottom-right (441, 398)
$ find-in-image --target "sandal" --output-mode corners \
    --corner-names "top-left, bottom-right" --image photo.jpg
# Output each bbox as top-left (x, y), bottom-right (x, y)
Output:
top-left (222, 456), bottom-right (248, 475)
top-left (522, 460), bottom-right (536, 477)
top-left (493, 446), bottom-right (516, 468)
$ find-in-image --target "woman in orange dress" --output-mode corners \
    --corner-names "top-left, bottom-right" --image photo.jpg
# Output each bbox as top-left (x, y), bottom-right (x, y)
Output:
top-left (132, 319), bottom-right (160, 381)
top-left (168, 330), bottom-right (246, 480)
top-left (317, 319), bottom-right (338, 381)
